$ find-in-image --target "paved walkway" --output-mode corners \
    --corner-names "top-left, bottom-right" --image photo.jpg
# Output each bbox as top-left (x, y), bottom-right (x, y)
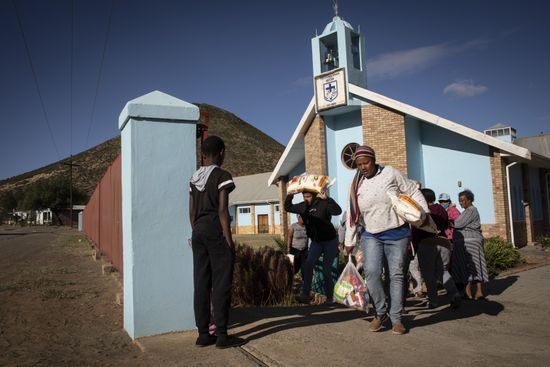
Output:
top-left (138, 264), bottom-right (550, 366)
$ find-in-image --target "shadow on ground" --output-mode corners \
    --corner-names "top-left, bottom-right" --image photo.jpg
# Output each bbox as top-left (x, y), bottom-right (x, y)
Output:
top-left (487, 275), bottom-right (519, 296)
top-left (230, 304), bottom-right (365, 341)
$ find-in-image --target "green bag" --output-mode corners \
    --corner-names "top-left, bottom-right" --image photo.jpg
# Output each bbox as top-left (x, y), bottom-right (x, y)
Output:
top-left (311, 256), bottom-right (339, 295)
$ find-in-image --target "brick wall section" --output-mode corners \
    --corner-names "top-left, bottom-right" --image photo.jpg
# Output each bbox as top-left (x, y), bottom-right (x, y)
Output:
top-left (361, 104), bottom-right (408, 175)
top-left (484, 148), bottom-right (510, 240)
top-left (304, 115), bottom-right (327, 175)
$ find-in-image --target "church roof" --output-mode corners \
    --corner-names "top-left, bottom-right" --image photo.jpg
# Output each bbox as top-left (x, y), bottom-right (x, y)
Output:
top-left (268, 84), bottom-right (541, 186)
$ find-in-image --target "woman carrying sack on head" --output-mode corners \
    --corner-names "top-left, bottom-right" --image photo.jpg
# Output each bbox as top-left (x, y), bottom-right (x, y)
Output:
top-left (344, 145), bottom-right (428, 335)
top-left (285, 188), bottom-right (342, 304)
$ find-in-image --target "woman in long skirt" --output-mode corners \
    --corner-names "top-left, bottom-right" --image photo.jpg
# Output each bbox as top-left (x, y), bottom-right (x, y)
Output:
top-left (451, 189), bottom-right (488, 300)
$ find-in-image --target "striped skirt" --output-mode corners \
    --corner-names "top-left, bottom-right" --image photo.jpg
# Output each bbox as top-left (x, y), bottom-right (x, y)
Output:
top-left (451, 235), bottom-right (488, 283)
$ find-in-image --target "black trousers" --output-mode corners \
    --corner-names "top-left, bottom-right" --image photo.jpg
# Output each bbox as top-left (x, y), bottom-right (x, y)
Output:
top-left (192, 230), bottom-right (234, 336)
top-left (290, 247), bottom-right (308, 276)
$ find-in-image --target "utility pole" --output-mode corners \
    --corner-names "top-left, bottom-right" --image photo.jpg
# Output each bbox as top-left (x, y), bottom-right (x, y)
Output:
top-left (62, 155), bottom-right (80, 228)
top-left (197, 111), bottom-right (209, 166)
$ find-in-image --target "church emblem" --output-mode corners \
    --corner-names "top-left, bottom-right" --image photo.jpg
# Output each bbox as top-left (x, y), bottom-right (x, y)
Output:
top-left (315, 67), bottom-right (347, 111)
top-left (323, 80), bottom-right (338, 102)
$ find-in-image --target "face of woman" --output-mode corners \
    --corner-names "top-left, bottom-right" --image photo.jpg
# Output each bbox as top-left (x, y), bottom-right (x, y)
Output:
top-left (302, 192), bottom-right (315, 206)
top-left (356, 156), bottom-right (376, 178)
top-left (458, 195), bottom-right (471, 209)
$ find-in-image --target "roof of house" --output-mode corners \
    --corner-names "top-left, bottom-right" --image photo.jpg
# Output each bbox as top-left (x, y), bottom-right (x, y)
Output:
top-left (268, 84), bottom-right (538, 185)
top-left (230, 172), bottom-right (279, 206)
top-left (515, 133), bottom-right (550, 159)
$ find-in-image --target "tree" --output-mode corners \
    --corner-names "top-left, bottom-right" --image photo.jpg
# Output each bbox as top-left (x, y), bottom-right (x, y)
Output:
top-left (18, 176), bottom-right (84, 225)
top-left (0, 190), bottom-right (17, 222)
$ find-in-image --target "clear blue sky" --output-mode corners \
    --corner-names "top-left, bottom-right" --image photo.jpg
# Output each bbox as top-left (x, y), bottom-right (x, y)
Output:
top-left (1, 0), bottom-right (549, 180)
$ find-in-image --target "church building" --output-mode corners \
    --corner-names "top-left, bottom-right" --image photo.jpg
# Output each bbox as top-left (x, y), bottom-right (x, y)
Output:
top-left (268, 14), bottom-right (550, 247)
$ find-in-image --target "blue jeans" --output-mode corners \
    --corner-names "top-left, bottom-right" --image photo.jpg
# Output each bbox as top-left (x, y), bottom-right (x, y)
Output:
top-left (303, 237), bottom-right (339, 300)
top-left (362, 236), bottom-right (409, 324)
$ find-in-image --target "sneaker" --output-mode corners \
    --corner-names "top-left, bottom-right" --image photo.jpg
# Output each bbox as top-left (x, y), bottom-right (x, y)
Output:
top-left (450, 293), bottom-right (462, 309)
top-left (216, 335), bottom-right (247, 349)
top-left (323, 297), bottom-right (335, 305)
top-left (369, 314), bottom-right (388, 332)
top-left (195, 334), bottom-right (217, 347)
top-left (392, 322), bottom-right (407, 335)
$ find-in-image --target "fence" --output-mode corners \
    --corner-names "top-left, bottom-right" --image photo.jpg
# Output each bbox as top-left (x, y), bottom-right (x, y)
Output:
top-left (82, 154), bottom-right (123, 274)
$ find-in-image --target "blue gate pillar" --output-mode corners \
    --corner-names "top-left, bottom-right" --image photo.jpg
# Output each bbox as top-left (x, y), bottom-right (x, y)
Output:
top-left (118, 90), bottom-right (198, 339)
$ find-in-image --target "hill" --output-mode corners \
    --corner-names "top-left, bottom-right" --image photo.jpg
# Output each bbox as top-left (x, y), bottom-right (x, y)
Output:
top-left (0, 103), bottom-right (285, 205)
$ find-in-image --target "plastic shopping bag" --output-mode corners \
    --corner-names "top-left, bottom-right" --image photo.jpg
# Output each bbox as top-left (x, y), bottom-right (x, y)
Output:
top-left (333, 256), bottom-right (368, 310)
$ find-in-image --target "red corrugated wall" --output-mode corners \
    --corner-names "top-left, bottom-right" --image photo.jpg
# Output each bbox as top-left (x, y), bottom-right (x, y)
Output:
top-left (83, 154), bottom-right (123, 274)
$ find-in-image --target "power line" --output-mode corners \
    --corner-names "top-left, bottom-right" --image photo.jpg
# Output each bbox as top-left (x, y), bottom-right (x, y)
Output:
top-left (70, 0), bottom-right (74, 156)
top-left (86, 0), bottom-right (115, 146)
top-left (12, 0), bottom-right (61, 159)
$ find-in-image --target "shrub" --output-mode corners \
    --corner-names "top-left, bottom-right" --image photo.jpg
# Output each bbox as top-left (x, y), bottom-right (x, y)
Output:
top-left (232, 243), bottom-right (294, 306)
top-left (484, 237), bottom-right (521, 278)
top-left (536, 235), bottom-right (550, 248)
top-left (272, 235), bottom-right (287, 253)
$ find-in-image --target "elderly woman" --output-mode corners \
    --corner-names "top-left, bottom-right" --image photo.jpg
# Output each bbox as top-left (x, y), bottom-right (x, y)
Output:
top-left (345, 146), bottom-right (427, 335)
top-left (451, 190), bottom-right (488, 300)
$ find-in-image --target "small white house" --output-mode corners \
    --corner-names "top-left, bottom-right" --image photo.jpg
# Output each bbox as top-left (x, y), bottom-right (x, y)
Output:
top-left (35, 208), bottom-right (53, 225)
top-left (229, 172), bottom-right (282, 235)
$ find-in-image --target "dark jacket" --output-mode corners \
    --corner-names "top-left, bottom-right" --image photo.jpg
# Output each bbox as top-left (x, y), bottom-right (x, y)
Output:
top-left (412, 203), bottom-right (449, 246)
top-left (284, 194), bottom-right (342, 242)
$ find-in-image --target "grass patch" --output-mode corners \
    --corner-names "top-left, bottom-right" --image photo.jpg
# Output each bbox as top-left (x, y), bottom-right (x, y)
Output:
top-left (0, 278), bottom-right (76, 292)
top-left (58, 233), bottom-right (91, 257)
top-left (23, 266), bottom-right (78, 275)
top-left (41, 289), bottom-right (82, 300)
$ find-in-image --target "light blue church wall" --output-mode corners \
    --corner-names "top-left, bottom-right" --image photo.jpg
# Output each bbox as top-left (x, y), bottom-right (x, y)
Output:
top-left (509, 165), bottom-right (524, 221)
top-left (529, 167), bottom-right (543, 220)
top-left (418, 122), bottom-right (496, 224)
top-left (404, 117), bottom-right (424, 184)
top-left (324, 109), bottom-right (363, 225)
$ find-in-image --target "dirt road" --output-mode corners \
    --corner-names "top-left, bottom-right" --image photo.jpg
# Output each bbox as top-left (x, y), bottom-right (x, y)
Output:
top-left (0, 226), bottom-right (144, 366)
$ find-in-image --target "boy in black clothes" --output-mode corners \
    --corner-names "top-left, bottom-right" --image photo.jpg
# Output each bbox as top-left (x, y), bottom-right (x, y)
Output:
top-left (189, 136), bottom-right (245, 349)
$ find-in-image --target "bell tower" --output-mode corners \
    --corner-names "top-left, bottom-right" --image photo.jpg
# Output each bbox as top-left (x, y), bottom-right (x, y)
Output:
top-left (311, 4), bottom-right (367, 89)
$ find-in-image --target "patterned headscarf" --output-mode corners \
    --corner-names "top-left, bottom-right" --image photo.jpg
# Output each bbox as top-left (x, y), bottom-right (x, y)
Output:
top-left (353, 145), bottom-right (376, 161)
top-left (348, 145), bottom-right (376, 226)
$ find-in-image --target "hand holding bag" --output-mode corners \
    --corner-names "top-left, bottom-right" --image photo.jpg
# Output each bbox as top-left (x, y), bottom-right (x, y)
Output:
top-left (333, 256), bottom-right (368, 310)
